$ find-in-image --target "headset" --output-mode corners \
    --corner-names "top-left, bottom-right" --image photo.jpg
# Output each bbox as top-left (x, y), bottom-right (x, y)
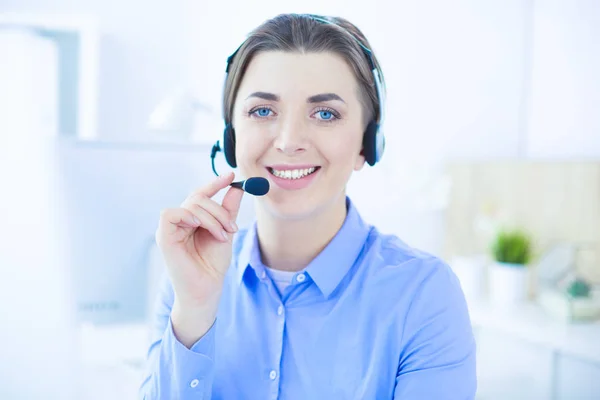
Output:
top-left (210, 14), bottom-right (386, 195)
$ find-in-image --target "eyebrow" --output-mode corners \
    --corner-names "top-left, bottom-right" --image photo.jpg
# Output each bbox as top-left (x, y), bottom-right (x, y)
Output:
top-left (246, 92), bottom-right (280, 101)
top-left (245, 92), bottom-right (346, 104)
top-left (307, 93), bottom-right (345, 104)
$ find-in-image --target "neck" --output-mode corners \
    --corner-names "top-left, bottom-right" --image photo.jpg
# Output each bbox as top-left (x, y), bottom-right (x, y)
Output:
top-left (256, 195), bottom-right (348, 272)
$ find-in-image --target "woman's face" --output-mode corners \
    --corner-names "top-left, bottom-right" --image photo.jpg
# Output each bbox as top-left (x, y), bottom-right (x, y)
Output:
top-left (232, 51), bottom-right (366, 220)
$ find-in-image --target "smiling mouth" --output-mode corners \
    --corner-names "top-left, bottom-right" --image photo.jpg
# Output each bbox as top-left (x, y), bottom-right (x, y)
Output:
top-left (267, 167), bottom-right (321, 180)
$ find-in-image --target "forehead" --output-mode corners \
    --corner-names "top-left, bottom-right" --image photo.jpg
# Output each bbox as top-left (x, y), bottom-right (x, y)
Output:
top-left (236, 51), bottom-right (360, 101)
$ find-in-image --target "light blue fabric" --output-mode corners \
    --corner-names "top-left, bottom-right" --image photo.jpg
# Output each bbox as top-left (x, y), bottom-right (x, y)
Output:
top-left (139, 197), bottom-right (477, 399)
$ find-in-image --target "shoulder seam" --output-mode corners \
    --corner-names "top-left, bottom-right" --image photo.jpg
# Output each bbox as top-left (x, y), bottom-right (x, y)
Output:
top-left (397, 256), bottom-right (447, 368)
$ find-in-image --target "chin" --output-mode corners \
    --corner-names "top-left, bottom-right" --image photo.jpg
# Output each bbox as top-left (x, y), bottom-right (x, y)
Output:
top-left (258, 189), bottom-right (344, 221)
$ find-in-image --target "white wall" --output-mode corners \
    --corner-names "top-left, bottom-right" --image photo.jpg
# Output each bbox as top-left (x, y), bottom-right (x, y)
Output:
top-left (526, 0), bottom-right (600, 159)
top-left (1, 0), bottom-right (193, 141)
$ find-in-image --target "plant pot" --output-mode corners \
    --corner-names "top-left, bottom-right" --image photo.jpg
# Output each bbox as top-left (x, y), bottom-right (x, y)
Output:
top-left (489, 262), bottom-right (528, 307)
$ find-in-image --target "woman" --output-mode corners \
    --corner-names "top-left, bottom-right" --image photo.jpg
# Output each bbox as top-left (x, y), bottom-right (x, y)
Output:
top-left (140, 13), bottom-right (476, 400)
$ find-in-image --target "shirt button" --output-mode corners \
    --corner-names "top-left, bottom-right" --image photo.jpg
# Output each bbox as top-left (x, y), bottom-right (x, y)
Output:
top-left (261, 270), bottom-right (266, 279)
top-left (296, 273), bottom-right (306, 283)
top-left (190, 379), bottom-right (199, 388)
top-left (277, 305), bottom-right (284, 316)
top-left (269, 370), bottom-right (277, 380)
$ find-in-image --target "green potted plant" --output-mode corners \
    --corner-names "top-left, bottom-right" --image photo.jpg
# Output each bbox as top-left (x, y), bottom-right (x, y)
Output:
top-left (489, 229), bottom-right (533, 307)
top-left (562, 277), bottom-right (600, 321)
top-left (567, 278), bottom-right (591, 299)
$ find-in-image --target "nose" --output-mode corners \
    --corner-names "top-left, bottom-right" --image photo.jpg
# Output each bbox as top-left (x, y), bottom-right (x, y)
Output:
top-left (273, 114), bottom-right (308, 155)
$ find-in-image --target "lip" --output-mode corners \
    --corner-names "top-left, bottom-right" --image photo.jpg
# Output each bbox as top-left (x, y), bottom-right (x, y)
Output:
top-left (265, 165), bottom-right (321, 191)
top-left (267, 164), bottom-right (320, 170)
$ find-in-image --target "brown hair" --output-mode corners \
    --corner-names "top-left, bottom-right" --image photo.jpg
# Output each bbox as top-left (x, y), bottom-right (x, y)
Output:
top-left (223, 13), bottom-right (385, 129)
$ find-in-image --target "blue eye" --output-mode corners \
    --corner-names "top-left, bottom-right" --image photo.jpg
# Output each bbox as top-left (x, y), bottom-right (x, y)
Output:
top-left (252, 107), bottom-right (272, 117)
top-left (314, 108), bottom-right (339, 121)
top-left (318, 110), bottom-right (333, 120)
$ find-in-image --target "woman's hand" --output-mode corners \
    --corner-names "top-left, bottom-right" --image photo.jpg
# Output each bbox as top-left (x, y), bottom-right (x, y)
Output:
top-left (155, 172), bottom-right (244, 346)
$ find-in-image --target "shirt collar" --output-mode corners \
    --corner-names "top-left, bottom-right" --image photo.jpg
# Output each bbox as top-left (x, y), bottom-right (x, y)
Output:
top-left (235, 197), bottom-right (372, 298)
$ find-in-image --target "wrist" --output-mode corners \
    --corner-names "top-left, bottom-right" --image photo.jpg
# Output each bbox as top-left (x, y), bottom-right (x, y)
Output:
top-left (171, 298), bottom-right (219, 348)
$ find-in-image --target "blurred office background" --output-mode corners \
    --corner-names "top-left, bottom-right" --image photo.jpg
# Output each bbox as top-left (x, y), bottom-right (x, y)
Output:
top-left (0, 0), bottom-right (599, 399)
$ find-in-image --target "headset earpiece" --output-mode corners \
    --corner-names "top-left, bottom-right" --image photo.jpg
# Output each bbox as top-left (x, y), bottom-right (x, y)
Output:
top-left (223, 123), bottom-right (237, 168)
top-left (363, 121), bottom-right (384, 166)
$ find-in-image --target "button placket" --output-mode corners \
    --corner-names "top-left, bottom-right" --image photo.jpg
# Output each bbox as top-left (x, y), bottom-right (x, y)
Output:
top-left (269, 300), bottom-right (285, 396)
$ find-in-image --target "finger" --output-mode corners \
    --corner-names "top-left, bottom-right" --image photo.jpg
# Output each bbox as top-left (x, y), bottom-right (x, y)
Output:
top-left (185, 204), bottom-right (230, 242)
top-left (186, 172), bottom-right (235, 202)
top-left (189, 196), bottom-right (237, 233)
top-left (221, 184), bottom-right (245, 222)
top-left (156, 208), bottom-right (200, 243)
top-left (160, 207), bottom-right (200, 228)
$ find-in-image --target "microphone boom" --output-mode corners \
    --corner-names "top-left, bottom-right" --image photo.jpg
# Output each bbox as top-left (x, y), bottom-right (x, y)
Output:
top-left (230, 177), bottom-right (270, 196)
top-left (211, 141), bottom-right (269, 196)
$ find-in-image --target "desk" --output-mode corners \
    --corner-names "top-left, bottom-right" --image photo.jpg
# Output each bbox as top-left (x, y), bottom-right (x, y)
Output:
top-left (469, 299), bottom-right (600, 399)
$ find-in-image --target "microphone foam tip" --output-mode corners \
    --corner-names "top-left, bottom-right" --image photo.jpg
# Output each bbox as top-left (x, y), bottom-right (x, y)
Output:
top-left (244, 177), bottom-right (270, 196)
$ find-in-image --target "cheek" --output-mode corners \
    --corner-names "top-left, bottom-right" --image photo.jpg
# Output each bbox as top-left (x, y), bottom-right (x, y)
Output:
top-left (321, 131), bottom-right (363, 166)
top-left (234, 129), bottom-right (269, 166)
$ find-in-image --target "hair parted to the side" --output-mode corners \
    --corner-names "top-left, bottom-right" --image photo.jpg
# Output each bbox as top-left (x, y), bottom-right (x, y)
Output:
top-left (223, 13), bottom-right (385, 129)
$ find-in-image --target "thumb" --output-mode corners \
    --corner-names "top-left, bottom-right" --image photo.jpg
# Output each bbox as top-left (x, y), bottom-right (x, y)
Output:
top-left (222, 184), bottom-right (245, 221)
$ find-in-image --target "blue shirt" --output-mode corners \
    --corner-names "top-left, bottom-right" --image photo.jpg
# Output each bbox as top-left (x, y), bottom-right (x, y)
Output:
top-left (139, 197), bottom-right (477, 399)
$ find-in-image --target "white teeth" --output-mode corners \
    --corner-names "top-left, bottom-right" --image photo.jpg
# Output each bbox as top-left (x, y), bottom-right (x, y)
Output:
top-left (271, 167), bottom-right (317, 179)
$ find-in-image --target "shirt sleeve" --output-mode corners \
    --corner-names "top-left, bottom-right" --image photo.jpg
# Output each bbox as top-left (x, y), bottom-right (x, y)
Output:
top-left (393, 258), bottom-right (477, 399)
top-left (138, 271), bottom-right (216, 400)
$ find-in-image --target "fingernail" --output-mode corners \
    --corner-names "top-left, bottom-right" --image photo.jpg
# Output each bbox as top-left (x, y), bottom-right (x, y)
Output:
top-left (231, 222), bottom-right (238, 232)
top-left (222, 230), bottom-right (229, 241)
top-left (193, 217), bottom-right (201, 225)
